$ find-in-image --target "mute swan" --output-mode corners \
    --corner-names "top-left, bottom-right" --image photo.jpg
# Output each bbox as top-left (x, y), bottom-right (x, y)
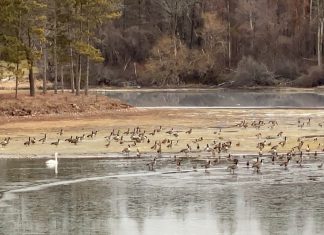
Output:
top-left (46, 152), bottom-right (58, 167)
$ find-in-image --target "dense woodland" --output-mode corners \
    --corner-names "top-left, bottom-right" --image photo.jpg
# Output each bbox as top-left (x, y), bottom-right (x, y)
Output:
top-left (1, 0), bottom-right (324, 97)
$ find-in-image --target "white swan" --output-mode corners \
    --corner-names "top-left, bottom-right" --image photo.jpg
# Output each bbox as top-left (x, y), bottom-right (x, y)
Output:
top-left (46, 152), bottom-right (58, 167)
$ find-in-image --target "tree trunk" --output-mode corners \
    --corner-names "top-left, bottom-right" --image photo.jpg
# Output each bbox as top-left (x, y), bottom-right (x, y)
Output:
top-left (15, 63), bottom-right (19, 99)
top-left (61, 65), bottom-right (64, 93)
top-left (43, 45), bottom-right (47, 94)
top-left (249, 7), bottom-right (255, 51)
top-left (85, 21), bottom-right (90, 96)
top-left (53, 2), bottom-right (58, 94)
top-left (76, 3), bottom-right (82, 96)
top-left (76, 55), bottom-right (81, 96)
top-left (29, 62), bottom-right (35, 97)
top-left (227, 0), bottom-right (232, 69)
top-left (189, 6), bottom-right (195, 49)
top-left (318, 19), bottom-right (324, 67)
top-left (70, 47), bottom-right (75, 93)
top-left (16, 10), bottom-right (21, 99)
top-left (27, 28), bottom-right (35, 97)
top-left (85, 56), bottom-right (89, 95)
top-left (310, 0), bottom-right (313, 22)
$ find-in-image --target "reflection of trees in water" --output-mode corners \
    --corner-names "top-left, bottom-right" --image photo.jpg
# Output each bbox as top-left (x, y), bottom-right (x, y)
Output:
top-left (0, 159), bottom-right (8, 191)
top-left (209, 186), bottom-right (238, 234)
top-left (123, 177), bottom-right (238, 234)
top-left (107, 91), bottom-right (324, 107)
top-left (0, 182), bottom-right (115, 234)
top-left (244, 183), bottom-right (324, 235)
top-left (1, 164), bottom-right (324, 234)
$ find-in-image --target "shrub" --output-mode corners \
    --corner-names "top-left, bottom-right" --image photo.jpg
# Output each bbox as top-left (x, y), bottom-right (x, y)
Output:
top-left (234, 56), bottom-right (274, 86)
top-left (274, 60), bottom-right (299, 80)
top-left (294, 66), bottom-right (324, 87)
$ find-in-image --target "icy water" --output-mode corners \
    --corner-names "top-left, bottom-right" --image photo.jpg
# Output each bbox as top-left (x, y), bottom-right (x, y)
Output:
top-left (0, 157), bottom-right (324, 235)
top-left (99, 89), bottom-right (324, 108)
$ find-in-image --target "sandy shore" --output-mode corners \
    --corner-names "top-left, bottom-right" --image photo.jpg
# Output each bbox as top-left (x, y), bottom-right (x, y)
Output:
top-left (0, 107), bottom-right (324, 158)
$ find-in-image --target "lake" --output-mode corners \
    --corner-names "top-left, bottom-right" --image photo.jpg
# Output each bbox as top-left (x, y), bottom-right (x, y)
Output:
top-left (97, 89), bottom-right (324, 108)
top-left (1, 89), bottom-right (324, 235)
top-left (0, 157), bottom-right (324, 235)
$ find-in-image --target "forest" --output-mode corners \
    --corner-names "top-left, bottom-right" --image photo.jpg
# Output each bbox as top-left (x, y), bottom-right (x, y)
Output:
top-left (1, 0), bottom-right (324, 96)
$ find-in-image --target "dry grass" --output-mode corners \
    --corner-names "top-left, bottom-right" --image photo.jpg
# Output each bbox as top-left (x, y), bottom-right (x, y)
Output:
top-left (0, 108), bottom-right (323, 158)
top-left (0, 92), bottom-right (131, 117)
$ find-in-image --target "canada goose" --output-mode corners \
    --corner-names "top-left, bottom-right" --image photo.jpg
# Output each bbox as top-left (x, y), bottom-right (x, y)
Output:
top-left (228, 159), bottom-right (239, 174)
top-left (130, 141), bottom-right (136, 147)
top-left (65, 136), bottom-right (73, 142)
top-left (146, 157), bottom-right (157, 171)
top-left (180, 144), bottom-right (191, 154)
top-left (202, 160), bottom-right (211, 172)
top-left (51, 139), bottom-right (60, 147)
top-left (116, 130), bottom-right (120, 136)
top-left (38, 134), bottom-right (47, 144)
top-left (149, 130), bottom-right (156, 136)
top-left (70, 138), bottom-right (79, 145)
top-left (58, 129), bottom-right (64, 136)
top-left (280, 158), bottom-right (291, 169)
top-left (173, 133), bottom-right (179, 137)
top-left (318, 162), bottom-right (323, 169)
top-left (185, 128), bottom-right (192, 134)
top-left (156, 126), bottom-right (162, 133)
top-left (166, 128), bottom-right (173, 135)
top-left (166, 140), bottom-right (173, 148)
top-left (105, 141), bottom-right (111, 148)
top-left (277, 131), bottom-right (283, 137)
top-left (307, 118), bottom-right (311, 126)
top-left (212, 154), bottom-right (220, 164)
top-left (272, 155), bottom-right (276, 165)
top-left (252, 157), bottom-right (260, 168)
top-left (252, 159), bottom-right (263, 173)
top-left (24, 137), bottom-right (31, 146)
top-left (136, 148), bottom-right (141, 158)
top-left (151, 141), bottom-right (157, 150)
top-left (192, 163), bottom-right (198, 171)
top-left (123, 128), bottom-right (130, 135)
top-left (122, 145), bottom-right (131, 155)
top-left (259, 150), bottom-right (263, 157)
top-left (87, 131), bottom-right (97, 138)
top-left (204, 144), bottom-right (211, 152)
top-left (196, 143), bottom-right (200, 150)
top-left (0, 137), bottom-right (10, 147)
top-left (176, 159), bottom-right (181, 170)
top-left (76, 134), bottom-right (85, 142)
top-left (157, 145), bottom-right (162, 155)
top-left (246, 161), bottom-right (250, 168)
top-left (113, 135), bottom-right (121, 141)
top-left (296, 152), bottom-right (303, 167)
top-left (30, 137), bottom-right (36, 145)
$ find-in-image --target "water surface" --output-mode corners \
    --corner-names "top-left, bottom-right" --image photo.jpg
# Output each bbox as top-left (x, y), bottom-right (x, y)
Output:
top-left (98, 89), bottom-right (324, 108)
top-left (0, 157), bottom-right (323, 235)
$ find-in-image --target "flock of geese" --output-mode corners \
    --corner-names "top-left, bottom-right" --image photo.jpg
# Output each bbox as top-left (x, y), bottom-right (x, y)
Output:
top-left (1, 117), bottom-right (324, 175)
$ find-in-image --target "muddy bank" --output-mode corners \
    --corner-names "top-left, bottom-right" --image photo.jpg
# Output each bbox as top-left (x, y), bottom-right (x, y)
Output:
top-left (0, 108), bottom-right (324, 157)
